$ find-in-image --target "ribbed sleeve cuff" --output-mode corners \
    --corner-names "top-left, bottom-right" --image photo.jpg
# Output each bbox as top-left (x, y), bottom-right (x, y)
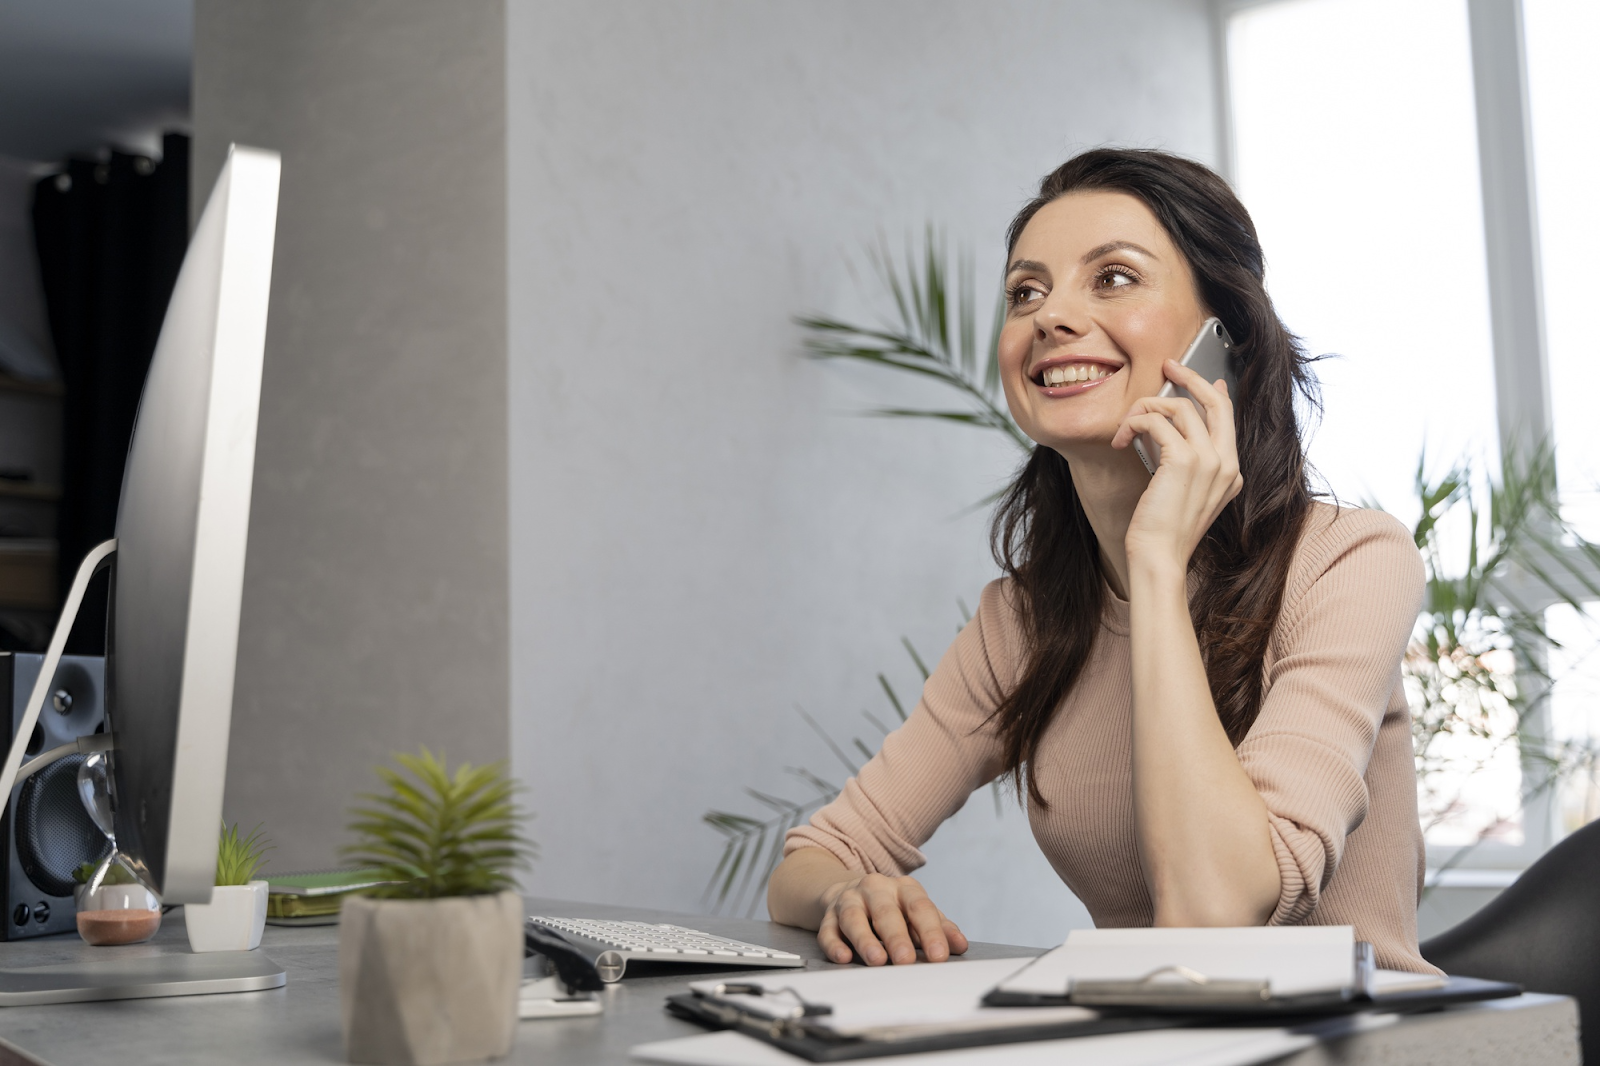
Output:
top-left (1265, 812), bottom-right (1329, 925)
top-left (781, 816), bottom-right (926, 878)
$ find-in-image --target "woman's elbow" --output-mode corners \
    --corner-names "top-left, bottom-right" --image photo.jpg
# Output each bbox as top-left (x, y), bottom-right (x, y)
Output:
top-left (1154, 869), bottom-right (1280, 928)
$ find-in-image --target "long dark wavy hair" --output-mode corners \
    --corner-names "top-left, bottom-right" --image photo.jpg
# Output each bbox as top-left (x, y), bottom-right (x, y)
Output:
top-left (991, 148), bottom-right (1319, 809)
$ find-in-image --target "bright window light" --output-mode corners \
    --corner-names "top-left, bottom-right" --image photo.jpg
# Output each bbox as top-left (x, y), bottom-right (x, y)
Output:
top-left (1228, 0), bottom-right (1498, 525)
top-left (1229, 0), bottom-right (1511, 846)
top-left (1524, 1), bottom-right (1600, 839)
top-left (1525, 0), bottom-right (1600, 541)
top-left (1546, 602), bottom-right (1600, 834)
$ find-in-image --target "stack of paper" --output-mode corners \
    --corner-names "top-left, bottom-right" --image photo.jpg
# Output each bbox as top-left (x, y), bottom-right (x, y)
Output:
top-left (632, 1026), bottom-right (1318, 1066)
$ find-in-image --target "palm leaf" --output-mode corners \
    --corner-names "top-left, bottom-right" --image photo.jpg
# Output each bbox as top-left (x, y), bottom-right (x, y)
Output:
top-left (1403, 438), bottom-right (1600, 869)
top-left (796, 230), bottom-right (1032, 457)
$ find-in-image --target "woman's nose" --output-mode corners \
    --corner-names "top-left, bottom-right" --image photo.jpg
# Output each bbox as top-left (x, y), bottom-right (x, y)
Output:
top-left (1033, 287), bottom-right (1087, 341)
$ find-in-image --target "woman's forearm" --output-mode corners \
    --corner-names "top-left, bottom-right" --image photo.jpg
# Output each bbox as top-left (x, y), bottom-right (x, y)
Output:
top-left (1128, 556), bottom-right (1280, 927)
top-left (767, 847), bottom-right (862, 929)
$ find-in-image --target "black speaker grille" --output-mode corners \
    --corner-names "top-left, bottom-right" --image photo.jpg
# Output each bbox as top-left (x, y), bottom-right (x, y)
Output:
top-left (17, 754), bottom-right (112, 898)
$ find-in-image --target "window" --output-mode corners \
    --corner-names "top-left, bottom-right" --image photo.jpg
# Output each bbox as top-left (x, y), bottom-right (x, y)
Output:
top-left (1228, 0), bottom-right (1498, 520)
top-left (1525, 0), bottom-right (1600, 541)
top-left (1225, 0), bottom-right (1600, 867)
top-left (1546, 602), bottom-right (1600, 834)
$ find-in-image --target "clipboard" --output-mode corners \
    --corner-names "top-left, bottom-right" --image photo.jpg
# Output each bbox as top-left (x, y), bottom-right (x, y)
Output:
top-left (661, 958), bottom-right (1198, 1062)
top-left (663, 990), bottom-right (1192, 1062)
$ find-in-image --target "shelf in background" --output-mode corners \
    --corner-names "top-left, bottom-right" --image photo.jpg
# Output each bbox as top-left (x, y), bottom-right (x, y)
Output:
top-left (0, 374), bottom-right (63, 399)
top-left (0, 539), bottom-right (57, 611)
top-left (0, 481), bottom-right (61, 502)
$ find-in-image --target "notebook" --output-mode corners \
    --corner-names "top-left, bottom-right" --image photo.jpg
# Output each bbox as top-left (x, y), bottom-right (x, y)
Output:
top-left (264, 868), bottom-right (395, 926)
top-left (983, 927), bottom-right (1510, 1015)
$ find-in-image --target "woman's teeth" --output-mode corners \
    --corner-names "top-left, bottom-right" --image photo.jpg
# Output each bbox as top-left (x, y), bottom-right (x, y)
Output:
top-left (1041, 364), bottom-right (1112, 387)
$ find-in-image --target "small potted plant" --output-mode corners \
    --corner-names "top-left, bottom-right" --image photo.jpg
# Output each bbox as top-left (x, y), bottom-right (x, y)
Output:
top-left (185, 822), bottom-right (272, 952)
top-left (338, 748), bottom-right (534, 1066)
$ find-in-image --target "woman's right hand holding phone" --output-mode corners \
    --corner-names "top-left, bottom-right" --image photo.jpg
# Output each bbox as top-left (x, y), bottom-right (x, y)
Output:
top-left (816, 872), bottom-right (968, 965)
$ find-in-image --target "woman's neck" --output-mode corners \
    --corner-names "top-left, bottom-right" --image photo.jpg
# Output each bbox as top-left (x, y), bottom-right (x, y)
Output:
top-left (1059, 445), bottom-right (1153, 601)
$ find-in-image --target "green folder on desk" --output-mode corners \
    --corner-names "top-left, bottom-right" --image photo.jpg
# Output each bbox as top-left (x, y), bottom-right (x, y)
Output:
top-left (265, 869), bottom-right (396, 926)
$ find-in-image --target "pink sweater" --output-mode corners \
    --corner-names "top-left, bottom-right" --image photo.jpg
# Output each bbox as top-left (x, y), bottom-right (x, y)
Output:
top-left (786, 503), bottom-right (1435, 973)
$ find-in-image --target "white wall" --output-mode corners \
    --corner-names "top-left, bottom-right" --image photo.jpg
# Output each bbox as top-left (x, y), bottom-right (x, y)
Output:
top-left (508, 0), bottom-right (1221, 947)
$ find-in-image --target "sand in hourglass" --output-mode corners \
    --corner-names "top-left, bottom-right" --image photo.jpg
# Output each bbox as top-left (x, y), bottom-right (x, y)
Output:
top-left (76, 908), bottom-right (161, 946)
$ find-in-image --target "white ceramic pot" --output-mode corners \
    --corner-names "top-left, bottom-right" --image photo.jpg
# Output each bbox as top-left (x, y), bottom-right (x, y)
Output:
top-left (184, 880), bottom-right (268, 952)
top-left (339, 890), bottom-right (523, 1066)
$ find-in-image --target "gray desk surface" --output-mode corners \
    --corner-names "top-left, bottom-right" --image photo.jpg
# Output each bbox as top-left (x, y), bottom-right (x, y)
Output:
top-left (0, 896), bottom-right (1579, 1066)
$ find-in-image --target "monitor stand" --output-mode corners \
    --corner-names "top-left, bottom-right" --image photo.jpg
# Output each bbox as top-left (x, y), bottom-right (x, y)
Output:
top-left (0, 540), bottom-right (289, 1006)
top-left (0, 951), bottom-right (286, 1006)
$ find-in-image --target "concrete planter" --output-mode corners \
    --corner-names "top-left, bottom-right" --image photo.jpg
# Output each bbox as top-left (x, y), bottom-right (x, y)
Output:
top-left (185, 881), bottom-right (268, 952)
top-left (339, 890), bottom-right (523, 1066)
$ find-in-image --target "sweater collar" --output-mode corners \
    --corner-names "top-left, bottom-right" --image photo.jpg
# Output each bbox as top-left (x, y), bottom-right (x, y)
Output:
top-left (1101, 580), bottom-right (1131, 636)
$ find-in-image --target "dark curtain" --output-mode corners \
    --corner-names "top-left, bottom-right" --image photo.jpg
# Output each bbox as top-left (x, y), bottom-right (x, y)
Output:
top-left (31, 133), bottom-right (189, 654)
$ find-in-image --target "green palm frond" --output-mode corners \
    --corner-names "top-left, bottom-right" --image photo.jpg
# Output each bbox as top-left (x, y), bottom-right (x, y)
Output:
top-left (797, 229), bottom-right (1031, 454)
top-left (700, 626), bottom-right (1009, 917)
top-left (342, 747), bottom-right (536, 899)
top-left (1403, 439), bottom-right (1600, 862)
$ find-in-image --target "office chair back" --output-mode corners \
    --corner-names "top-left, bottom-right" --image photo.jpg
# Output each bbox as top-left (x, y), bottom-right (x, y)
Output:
top-left (1421, 816), bottom-right (1600, 1065)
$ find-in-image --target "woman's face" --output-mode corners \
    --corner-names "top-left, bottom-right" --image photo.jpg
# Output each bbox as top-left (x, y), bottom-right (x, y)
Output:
top-left (998, 190), bottom-right (1211, 456)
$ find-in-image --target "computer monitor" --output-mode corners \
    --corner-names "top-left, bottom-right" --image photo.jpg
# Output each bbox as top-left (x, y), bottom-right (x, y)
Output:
top-left (109, 144), bottom-right (278, 903)
top-left (0, 145), bottom-right (287, 1004)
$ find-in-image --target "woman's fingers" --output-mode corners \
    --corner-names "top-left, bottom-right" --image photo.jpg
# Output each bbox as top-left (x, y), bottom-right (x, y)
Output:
top-left (1163, 360), bottom-right (1237, 452)
top-left (864, 881), bottom-right (918, 965)
top-left (1112, 398), bottom-right (1203, 452)
top-left (1114, 410), bottom-right (1190, 460)
top-left (818, 875), bottom-right (962, 967)
top-left (942, 917), bottom-right (970, 955)
top-left (835, 891), bottom-right (888, 965)
top-left (816, 908), bottom-right (854, 965)
top-left (902, 891), bottom-right (951, 962)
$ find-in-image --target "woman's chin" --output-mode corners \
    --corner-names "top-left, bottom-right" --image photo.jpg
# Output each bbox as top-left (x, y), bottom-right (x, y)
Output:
top-left (1021, 424), bottom-right (1119, 457)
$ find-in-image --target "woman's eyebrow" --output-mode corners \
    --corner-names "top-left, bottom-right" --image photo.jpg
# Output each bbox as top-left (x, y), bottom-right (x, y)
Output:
top-left (1081, 240), bottom-right (1158, 264)
top-left (1005, 258), bottom-right (1049, 276)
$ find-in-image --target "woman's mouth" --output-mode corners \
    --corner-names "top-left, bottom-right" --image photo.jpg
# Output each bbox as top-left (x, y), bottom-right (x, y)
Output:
top-left (1032, 362), bottom-right (1120, 396)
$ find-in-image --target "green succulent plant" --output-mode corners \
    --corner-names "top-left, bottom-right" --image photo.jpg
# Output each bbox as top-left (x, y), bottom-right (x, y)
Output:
top-left (343, 747), bottom-right (535, 899)
top-left (216, 822), bottom-right (273, 886)
top-left (73, 860), bottom-right (137, 886)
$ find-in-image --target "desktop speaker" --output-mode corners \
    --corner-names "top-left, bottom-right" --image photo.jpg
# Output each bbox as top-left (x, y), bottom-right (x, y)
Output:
top-left (0, 652), bottom-right (111, 939)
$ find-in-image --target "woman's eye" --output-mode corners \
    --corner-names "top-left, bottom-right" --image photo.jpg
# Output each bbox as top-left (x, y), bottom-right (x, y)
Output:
top-left (1009, 284), bottom-right (1045, 307)
top-left (1096, 268), bottom-right (1136, 290)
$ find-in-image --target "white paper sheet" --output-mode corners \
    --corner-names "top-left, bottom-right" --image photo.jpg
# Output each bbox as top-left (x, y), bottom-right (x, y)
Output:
top-left (997, 926), bottom-right (1357, 999)
top-left (630, 1026), bottom-right (1318, 1066)
top-left (1371, 969), bottom-right (1450, 995)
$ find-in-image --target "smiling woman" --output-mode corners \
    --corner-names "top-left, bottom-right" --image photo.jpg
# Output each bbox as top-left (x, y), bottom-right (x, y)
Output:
top-left (767, 148), bottom-right (1437, 975)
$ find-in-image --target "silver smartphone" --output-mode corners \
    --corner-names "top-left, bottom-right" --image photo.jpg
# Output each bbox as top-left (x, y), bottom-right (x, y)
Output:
top-left (1131, 317), bottom-right (1237, 475)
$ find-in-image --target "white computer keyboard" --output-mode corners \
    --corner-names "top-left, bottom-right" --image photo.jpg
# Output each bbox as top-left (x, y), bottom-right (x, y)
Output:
top-left (527, 917), bottom-right (805, 982)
